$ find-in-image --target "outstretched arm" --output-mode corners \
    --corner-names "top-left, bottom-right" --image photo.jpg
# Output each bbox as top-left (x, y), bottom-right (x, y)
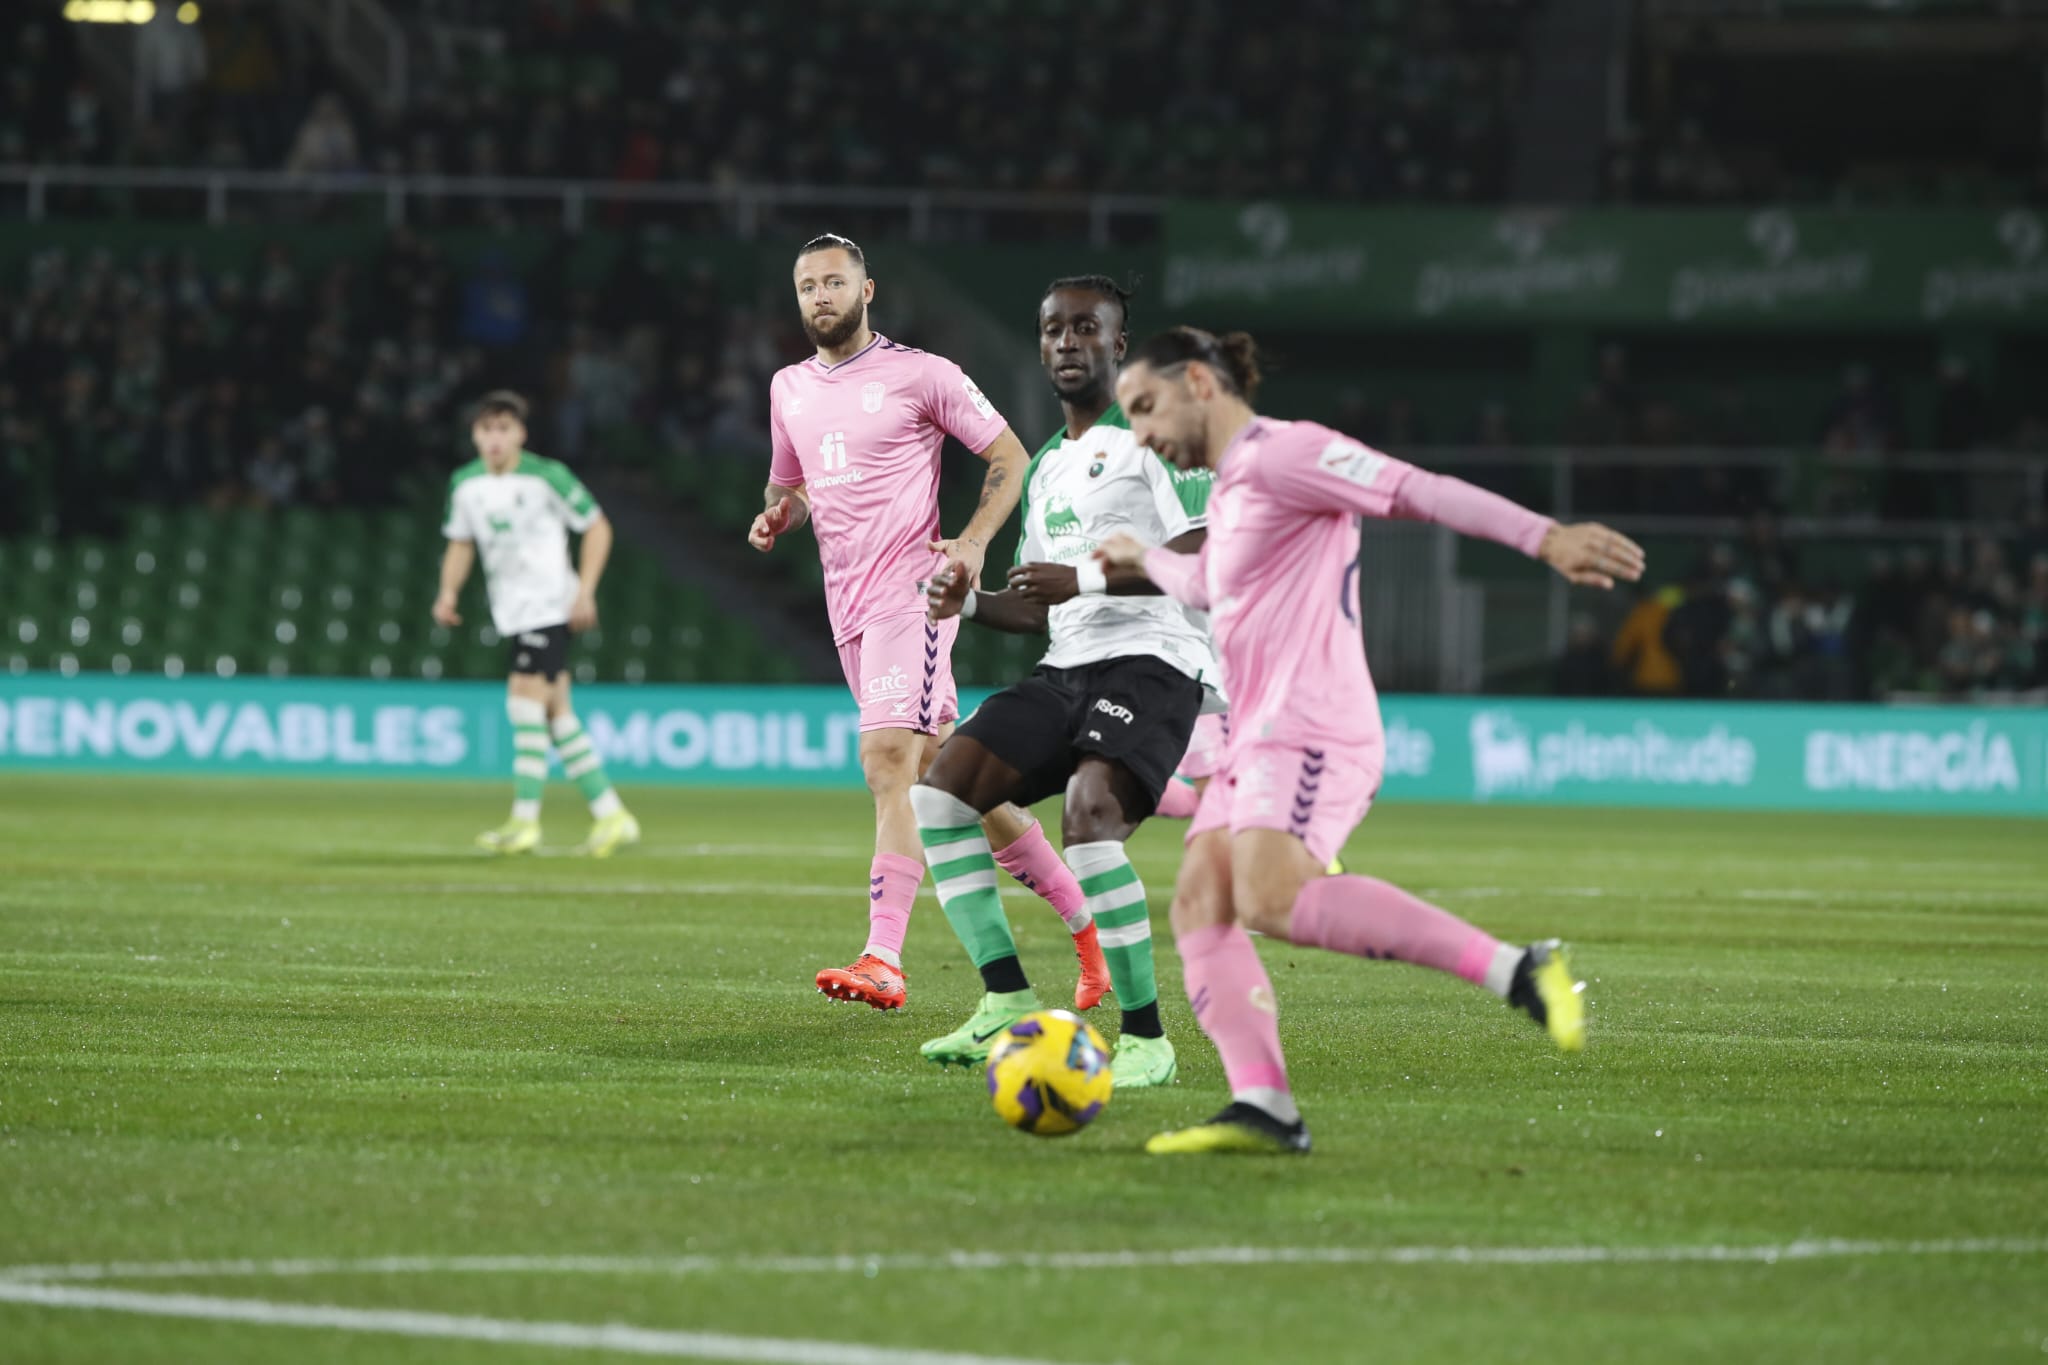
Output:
top-left (1389, 468), bottom-right (1644, 588)
top-left (1267, 435), bottom-right (1646, 590)
top-left (931, 426), bottom-right (1029, 591)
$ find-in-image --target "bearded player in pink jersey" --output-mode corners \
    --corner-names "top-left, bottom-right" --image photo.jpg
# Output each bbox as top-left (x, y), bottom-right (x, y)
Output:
top-left (750, 234), bottom-right (1089, 1013)
top-left (1098, 327), bottom-right (1646, 1155)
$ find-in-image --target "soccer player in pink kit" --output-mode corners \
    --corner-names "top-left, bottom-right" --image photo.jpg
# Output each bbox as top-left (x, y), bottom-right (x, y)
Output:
top-left (750, 234), bottom-right (1085, 1012)
top-left (1098, 327), bottom-right (1646, 1154)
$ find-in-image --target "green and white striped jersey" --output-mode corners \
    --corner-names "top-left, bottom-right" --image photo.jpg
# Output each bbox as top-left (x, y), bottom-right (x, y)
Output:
top-left (1016, 405), bottom-right (1221, 696)
top-left (442, 452), bottom-right (601, 636)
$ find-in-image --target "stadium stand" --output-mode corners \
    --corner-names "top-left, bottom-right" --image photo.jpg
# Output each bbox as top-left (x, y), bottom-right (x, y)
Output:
top-left (7, 0), bottom-right (1539, 202)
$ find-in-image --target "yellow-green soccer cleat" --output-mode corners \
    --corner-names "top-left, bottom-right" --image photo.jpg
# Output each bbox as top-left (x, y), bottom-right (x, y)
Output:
top-left (576, 810), bottom-right (641, 859)
top-left (477, 818), bottom-right (541, 855)
top-left (1507, 938), bottom-right (1587, 1052)
top-left (920, 989), bottom-right (1039, 1069)
top-left (1110, 1032), bottom-right (1177, 1089)
top-left (1145, 1101), bottom-right (1311, 1156)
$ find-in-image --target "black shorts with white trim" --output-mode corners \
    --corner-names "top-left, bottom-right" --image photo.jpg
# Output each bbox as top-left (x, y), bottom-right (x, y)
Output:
top-left (956, 654), bottom-right (1203, 815)
top-left (506, 623), bottom-right (572, 680)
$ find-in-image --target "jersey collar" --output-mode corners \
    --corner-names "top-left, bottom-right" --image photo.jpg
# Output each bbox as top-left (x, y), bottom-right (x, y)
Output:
top-left (1049, 402), bottom-right (1124, 449)
top-left (808, 332), bottom-right (887, 374)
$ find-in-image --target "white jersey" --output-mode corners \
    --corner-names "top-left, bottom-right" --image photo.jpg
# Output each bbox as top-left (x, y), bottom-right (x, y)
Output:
top-left (1016, 406), bottom-right (1222, 697)
top-left (441, 452), bottom-right (600, 636)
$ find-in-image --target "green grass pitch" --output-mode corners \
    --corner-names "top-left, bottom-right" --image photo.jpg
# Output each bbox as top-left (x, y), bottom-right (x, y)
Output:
top-left (2, 774), bottom-right (2045, 1364)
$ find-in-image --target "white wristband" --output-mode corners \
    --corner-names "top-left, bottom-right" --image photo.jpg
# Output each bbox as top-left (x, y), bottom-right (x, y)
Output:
top-left (960, 591), bottom-right (979, 620)
top-left (1074, 561), bottom-right (1108, 596)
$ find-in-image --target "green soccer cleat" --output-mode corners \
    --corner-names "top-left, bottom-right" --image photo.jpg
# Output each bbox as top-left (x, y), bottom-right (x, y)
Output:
top-left (920, 989), bottom-right (1039, 1069)
top-left (1145, 1101), bottom-right (1311, 1156)
top-left (576, 809), bottom-right (641, 859)
top-left (477, 817), bottom-right (541, 855)
top-left (1111, 1032), bottom-right (1177, 1089)
top-left (1508, 938), bottom-right (1587, 1052)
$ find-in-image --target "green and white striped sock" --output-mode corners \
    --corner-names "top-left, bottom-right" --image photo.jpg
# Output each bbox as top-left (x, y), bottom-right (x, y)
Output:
top-left (1065, 841), bottom-right (1156, 1011)
top-left (910, 784), bottom-right (1018, 969)
top-left (507, 696), bottom-right (548, 821)
top-left (551, 712), bottom-right (621, 818)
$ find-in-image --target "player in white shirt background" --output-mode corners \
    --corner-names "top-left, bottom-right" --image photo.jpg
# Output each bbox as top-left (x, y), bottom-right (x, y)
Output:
top-left (435, 390), bottom-right (638, 857)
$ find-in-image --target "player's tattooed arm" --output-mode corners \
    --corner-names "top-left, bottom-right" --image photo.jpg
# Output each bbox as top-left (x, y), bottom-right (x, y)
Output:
top-left (932, 427), bottom-right (1029, 589)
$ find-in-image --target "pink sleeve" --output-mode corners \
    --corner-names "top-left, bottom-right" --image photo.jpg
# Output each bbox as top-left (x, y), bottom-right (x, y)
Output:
top-left (1142, 543), bottom-right (1210, 611)
top-left (1388, 468), bottom-right (1553, 558)
top-left (1256, 427), bottom-right (1553, 558)
top-left (923, 357), bottom-right (1008, 454)
top-left (768, 378), bottom-right (802, 486)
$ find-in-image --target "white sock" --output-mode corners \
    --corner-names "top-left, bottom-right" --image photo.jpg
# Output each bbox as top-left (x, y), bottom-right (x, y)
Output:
top-left (1484, 944), bottom-right (1523, 999)
top-left (590, 789), bottom-right (623, 819)
top-left (511, 798), bottom-right (540, 822)
top-left (865, 946), bottom-right (902, 968)
top-left (1234, 1086), bottom-right (1301, 1126)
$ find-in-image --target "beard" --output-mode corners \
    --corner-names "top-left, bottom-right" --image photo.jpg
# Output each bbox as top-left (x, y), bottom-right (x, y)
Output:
top-left (802, 299), bottom-right (866, 350)
top-left (1047, 365), bottom-right (1111, 411)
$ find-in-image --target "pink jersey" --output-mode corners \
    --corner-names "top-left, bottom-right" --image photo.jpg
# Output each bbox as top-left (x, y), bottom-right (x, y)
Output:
top-left (1143, 417), bottom-right (1552, 757)
top-left (769, 333), bottom-right (1008, 644)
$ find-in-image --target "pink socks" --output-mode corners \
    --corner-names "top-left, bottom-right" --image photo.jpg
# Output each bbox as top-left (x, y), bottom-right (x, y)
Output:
top-left (992, 823), bottom-right (1090, 931)
top-left (1178, 923), bottom-right (1289, 1093)
top-left (862, 852), bottom-right (925, 965)
top-left (1288, 874), bottom-right (1521, 996)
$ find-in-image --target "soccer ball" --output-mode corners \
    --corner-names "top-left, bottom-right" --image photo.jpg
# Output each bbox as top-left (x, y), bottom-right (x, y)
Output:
top-left (985, 1009), bottom-right (1113, 1137)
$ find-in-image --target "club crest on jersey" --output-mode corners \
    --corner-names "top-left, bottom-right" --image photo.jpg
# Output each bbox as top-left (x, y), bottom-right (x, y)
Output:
top-left (1088, 460), bottom-right (1104, 478)
top-left (1041, 494), bottom-right (1081, 540)
top-left (861, 382), bottom-right (886, 414)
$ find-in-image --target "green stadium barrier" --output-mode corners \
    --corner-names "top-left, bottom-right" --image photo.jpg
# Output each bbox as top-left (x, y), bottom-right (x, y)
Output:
top-left (1, 674), bottom-right (2043, 814)
top-left (1163, 203), bottom-right (2048, 326)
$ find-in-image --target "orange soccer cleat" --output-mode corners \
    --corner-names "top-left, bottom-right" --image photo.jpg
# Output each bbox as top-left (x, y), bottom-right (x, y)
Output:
top-left (815, 954), bottom-right (907, 1011)
top-left (1072, 921), bottom-right (1112, 1012)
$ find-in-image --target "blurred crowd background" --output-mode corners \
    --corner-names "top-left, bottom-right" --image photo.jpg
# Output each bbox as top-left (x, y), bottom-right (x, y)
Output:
top-left (4, 0), bottom-right (2044, 698)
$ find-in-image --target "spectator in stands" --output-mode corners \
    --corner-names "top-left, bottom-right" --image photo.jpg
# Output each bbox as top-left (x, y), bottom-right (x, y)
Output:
top-left (1665, 561), bottom-right (1733, 697)
top-left (1722, 579), bottom-right (1765, 696)
top-left (245, 436), bottom-right (298, 508)
top-left (137, 6), bottom-right (208, 134)
top-left (1552, 614), bottom-right (1613, 696)
top-left (1764, 584), bottom-right (1817, 699)
top-left (285, 94), bottom-right (364, 175)
top-left (1611, 584), bottom-right (1683, 695)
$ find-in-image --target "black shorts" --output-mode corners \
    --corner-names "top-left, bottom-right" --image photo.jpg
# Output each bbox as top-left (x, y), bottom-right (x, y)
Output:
top-left (957, 655), bottom-right (1204, 816)
top-left (506, 624), bottom-right (572, 680)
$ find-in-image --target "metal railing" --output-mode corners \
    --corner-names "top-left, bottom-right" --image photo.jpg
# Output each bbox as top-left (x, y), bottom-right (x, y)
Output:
top-left (0, 165), bottom-right (1167, 244)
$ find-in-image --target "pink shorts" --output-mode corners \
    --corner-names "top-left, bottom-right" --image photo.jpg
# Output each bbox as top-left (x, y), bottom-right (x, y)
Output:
top-left (837, 612), bottom-right (960, 734)
top-left (1187, 739), bottom-right (1382, 868)
top-left (1175, 713), bottom-right (1230, 782)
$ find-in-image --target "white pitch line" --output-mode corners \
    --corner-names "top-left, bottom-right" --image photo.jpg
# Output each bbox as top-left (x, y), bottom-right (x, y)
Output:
top-left (5, 1237), bottom-right (2044, 1286)
top-left (0, 1281), bottom-right (1075, 1365)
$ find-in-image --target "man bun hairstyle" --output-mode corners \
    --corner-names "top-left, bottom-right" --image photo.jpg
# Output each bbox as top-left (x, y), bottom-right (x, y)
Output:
top-left (1129, 326), bottom-right (1263, 405)
top-left (471, 389), bottom-right (530, 423)
top-left (798, 232), bottom-right (867, 272)
top-left (1043, 273), bottom-right (1137, 333)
